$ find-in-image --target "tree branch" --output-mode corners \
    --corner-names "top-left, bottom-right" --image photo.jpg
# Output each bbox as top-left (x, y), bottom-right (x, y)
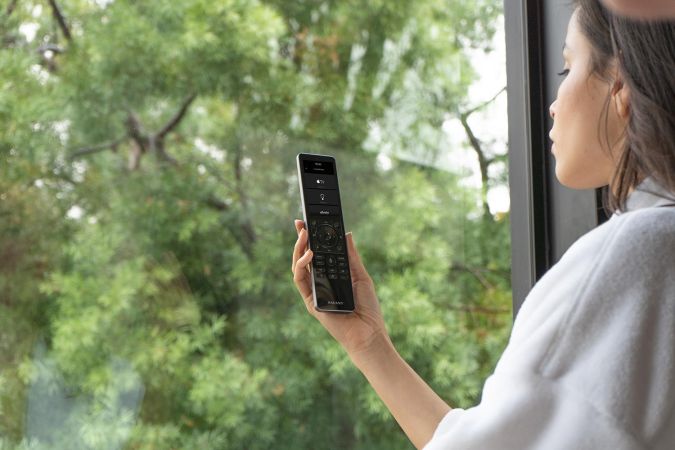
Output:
top-left (449, 261), bottom-right (494, 290)
top-left (231, 142), bottom-right (257, 258)
top-left (37, 43), bottom-right (64, 54)
top-left (458, 86), bottom-right (507, 221)
top-left (6, 0), bottom-right (18, 16)
top-left (67, 94), bottom-right (196, 169)
top-left (156, 93), bottom-right (197, 140)
top-left (459, 114), bottom-right (490, 219)
top-left (486, 153), bottom-right (508, 168)
top-left (204, 197), bottom-right (230, 211)
top-left (37, 44), bottom-right (64, 72)
top-left (462, 86), bottom-right (506, 118)
top-left (449, 261), bottom-right (510, 288)
top-left (125, 112), bottom-right (146, 145)
top-left (47, 0), bottom-right (72, 41)
top-left (68, 137), bottom-right (125, 159)
top-left (154, 141), bottom-right (178, 166)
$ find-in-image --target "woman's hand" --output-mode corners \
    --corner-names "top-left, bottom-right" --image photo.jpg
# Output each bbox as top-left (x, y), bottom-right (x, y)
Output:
top-left (291, 219), bottom-right (392, 360)
top-left (292, 220), bottom-right (451, 449)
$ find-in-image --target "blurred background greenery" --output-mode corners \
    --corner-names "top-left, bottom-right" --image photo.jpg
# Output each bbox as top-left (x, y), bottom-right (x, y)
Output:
top-left (0, 0), bottom-right (511, 448)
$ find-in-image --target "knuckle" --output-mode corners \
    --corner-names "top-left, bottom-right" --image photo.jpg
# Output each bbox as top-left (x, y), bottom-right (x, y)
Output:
top-left (304, 299), bottom-right (315, 315)
top-left (293, 270), bottom-right (303, 283)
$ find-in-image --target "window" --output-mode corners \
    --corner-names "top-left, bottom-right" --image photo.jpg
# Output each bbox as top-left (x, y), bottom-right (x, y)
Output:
top-left (1, 1), bottom-right (514, 448)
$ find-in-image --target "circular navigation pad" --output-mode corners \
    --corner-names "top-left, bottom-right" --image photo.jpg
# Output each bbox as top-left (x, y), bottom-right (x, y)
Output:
top-left (317, 224), bottom-right (338, 247)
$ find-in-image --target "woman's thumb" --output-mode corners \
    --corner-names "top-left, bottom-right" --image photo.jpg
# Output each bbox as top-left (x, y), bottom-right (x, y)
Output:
top-left (346, 232), bottom-right (369, 281)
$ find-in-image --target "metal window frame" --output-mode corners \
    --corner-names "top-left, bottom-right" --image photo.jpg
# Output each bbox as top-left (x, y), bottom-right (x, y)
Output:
top-left (504, 0), bottom-right (602, 317)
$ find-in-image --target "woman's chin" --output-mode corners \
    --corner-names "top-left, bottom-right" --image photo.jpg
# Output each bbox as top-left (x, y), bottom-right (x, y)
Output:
top-left (555, 167), bottom-right (607, 190)
top-left (555, 164), bottom-right (583, 189)
top-left (555, 170), bottom-right (575, 188)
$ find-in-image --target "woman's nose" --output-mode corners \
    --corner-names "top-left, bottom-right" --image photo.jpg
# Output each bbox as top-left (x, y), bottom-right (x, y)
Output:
top-left (549, 101), bottom-right (556, 119)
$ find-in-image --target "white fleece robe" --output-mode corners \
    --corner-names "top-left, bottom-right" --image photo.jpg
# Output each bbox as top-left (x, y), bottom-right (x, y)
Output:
top-left (423, 177), bottom-right (675, 450)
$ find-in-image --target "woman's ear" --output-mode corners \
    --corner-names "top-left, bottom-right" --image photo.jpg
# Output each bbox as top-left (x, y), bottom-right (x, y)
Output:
top-left (611, 77), bottom-right (630, 120)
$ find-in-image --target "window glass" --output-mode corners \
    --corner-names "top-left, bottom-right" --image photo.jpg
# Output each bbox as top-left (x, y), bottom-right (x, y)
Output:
top-left (1, 1), bottom-right (511, 448)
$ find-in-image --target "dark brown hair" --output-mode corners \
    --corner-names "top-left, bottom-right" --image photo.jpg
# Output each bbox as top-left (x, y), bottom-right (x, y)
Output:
top-left (575, 0), bottom-right (675, 213)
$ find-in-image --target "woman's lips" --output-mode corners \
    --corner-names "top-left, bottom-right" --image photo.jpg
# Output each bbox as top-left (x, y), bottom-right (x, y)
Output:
top-left (549, 130), bottom-right (555, 153)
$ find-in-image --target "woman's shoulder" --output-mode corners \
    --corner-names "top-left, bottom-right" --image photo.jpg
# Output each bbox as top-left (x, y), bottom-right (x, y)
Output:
top-left (603, 206), bottom-right (675, 264)
top-left (540, 204), bottom-right (675, 289)
top-left (537, 206), bottom-right (675, 443)
top-left (505, 206), bottom-right (675, 350)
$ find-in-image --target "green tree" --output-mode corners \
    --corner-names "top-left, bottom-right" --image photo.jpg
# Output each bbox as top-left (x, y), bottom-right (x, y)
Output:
top-left (1, 0), bottom-right (509, 448)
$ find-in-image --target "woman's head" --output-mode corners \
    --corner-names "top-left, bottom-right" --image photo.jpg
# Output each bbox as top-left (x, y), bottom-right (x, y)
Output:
top-left (548, 3), bottom-right (628, 192)
top-left (548, 0), bottom-right (675, 212)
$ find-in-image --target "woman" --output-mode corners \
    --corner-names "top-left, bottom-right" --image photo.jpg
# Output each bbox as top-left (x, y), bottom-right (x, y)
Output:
top-left (291, 1), bottom-right (675, 448)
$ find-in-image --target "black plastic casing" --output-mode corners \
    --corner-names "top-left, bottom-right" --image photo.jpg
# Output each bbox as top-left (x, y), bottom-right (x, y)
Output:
top-left (296, 153), bottom-right (355, 313)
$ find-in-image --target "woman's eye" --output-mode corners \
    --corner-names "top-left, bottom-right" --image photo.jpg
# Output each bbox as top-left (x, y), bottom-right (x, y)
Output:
top-left (557, 68), bottom-right (570, 77)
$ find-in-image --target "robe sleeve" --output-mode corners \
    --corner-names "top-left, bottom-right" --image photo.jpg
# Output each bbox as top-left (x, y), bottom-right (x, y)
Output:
top-left (424, 208), bottom-right (675, 450)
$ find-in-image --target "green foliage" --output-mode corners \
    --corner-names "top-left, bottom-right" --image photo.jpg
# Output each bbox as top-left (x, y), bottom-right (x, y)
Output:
top-left (1, 0), bottom-right (509, 448)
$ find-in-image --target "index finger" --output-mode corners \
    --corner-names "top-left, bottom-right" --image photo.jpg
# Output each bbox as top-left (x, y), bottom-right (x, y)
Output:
top-left (294, 219), bottom-right (305, 234)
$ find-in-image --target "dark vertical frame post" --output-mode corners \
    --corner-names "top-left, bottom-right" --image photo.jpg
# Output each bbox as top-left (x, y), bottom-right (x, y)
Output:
top-left (504, 0), bottom-right (550, 317)
top-left (504, 0), bottom-right (600, 317)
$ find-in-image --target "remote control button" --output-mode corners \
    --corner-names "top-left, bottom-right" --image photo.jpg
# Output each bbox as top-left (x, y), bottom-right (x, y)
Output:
top-left (337, 256), bottom-right (346, 262)
top-left (306, 190), bottom-right (339, 206)
top-left (327, 256), bottom-right (336, 266)
top-left (328, 273), bottom-right (338, 280)
top-left (304, 174), bottom-right (337, 190)
top-left (307, 204), bottom-right (340, 216)
top-left (317, 224), bottom-right (339, 247)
